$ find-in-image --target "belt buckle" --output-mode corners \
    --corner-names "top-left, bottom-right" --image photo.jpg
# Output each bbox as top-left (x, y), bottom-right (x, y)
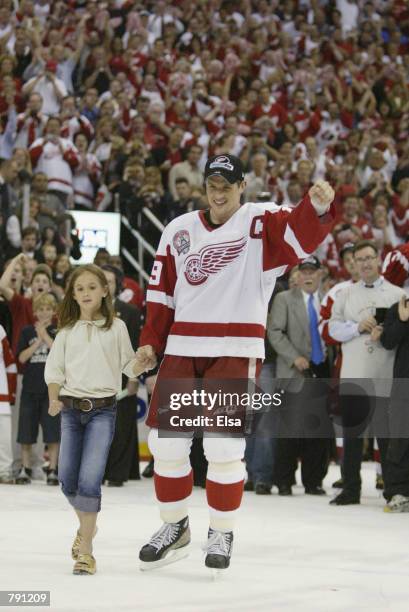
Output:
top-left (79, 398), bottom-right (93, 412)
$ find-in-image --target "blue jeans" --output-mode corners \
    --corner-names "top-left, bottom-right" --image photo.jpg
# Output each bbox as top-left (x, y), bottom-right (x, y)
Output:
top-left (59, 405), bottom-right (116, 512)
top-left (245, 362), bottom-right (277, 486)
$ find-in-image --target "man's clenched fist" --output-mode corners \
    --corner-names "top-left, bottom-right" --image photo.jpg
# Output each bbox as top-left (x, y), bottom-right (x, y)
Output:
top-left (133, 345), bottom-right (157, 377)
top-left (308, 180), bottom-right (335, 215)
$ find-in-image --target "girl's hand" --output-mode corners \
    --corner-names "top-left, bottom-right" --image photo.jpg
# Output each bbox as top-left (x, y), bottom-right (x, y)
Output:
top-left (134, 345), bottom-right (157, 374)
top-left (49, 399), bottom-right (63, 416)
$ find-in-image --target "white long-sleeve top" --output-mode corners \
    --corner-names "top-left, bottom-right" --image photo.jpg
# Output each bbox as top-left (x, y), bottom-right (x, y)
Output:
top-left (44, 318), bottom-right (137, 398)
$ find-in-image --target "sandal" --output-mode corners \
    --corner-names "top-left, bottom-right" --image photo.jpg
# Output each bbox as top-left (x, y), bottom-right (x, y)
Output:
top-left (71, 526), bottom-right (98, 560)
top-left (73, 553), bottom-right (96, 575)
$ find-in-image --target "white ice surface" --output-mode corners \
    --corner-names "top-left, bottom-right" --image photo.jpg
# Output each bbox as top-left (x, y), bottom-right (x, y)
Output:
top-left (1, 463), bottom-right (409, 612)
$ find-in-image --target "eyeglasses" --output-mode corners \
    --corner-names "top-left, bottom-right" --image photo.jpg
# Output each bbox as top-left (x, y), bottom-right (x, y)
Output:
top-left (354, 255), bottom-right (377, 264)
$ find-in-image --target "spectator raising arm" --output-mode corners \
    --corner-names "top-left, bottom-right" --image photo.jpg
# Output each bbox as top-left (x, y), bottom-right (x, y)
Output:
top-left (0, 253), bottom-right (26, 301)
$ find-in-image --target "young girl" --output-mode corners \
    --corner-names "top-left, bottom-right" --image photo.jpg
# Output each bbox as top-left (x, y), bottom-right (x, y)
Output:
top-left (45, 264), bottom-right (143, 575)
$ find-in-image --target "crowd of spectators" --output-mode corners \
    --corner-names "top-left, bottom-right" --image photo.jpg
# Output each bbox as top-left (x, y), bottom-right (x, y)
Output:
top-left (1, 0), bottom-right (409, 503)
top-left (0, 0), bottom-right (408, 277)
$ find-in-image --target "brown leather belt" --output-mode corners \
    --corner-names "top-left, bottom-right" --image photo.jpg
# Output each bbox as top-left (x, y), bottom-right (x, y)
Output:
top-left (61, 396), bottom-right (116, 412)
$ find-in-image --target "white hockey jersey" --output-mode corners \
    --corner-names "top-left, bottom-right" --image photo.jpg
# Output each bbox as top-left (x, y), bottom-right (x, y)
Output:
top-left (140, 195), bottom-right (335, 358)
top-left (29, 138), bottom-right (80, 195)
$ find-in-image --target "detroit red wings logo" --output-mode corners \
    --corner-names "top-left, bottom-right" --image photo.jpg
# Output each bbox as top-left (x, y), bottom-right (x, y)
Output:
top-left (184, 237), bottom-right (247, 285)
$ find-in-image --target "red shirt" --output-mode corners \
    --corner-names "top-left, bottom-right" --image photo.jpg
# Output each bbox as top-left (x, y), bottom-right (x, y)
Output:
top-left (9, 293), bottom-right (34, 359)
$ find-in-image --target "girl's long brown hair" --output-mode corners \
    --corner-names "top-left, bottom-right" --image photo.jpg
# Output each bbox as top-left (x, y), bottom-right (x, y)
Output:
top-left (58, 264), bottom-right (114, 330)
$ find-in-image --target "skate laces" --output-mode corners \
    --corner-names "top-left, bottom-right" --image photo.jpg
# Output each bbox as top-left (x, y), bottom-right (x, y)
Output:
top-left (149, 523), bottom-right (180, 552)
top-left (203, 529), bottom-right (232, 557)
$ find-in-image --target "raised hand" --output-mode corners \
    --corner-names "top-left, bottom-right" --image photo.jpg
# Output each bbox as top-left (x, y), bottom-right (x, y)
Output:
top-left (308, 180), bottom-right (335, 215)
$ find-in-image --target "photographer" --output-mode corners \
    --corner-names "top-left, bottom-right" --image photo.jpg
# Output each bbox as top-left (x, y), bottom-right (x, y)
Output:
top-left (22, 60), bottom-right (67, 117)
top-left (379, 297), bottom-right (409, 512)
top-left (14, 93), bottom-right (47, 149)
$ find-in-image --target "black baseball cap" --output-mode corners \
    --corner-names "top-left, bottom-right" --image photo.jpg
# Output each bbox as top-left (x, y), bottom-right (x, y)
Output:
top-left (299, 256), bottom-right (321, 270)
top-left (204, 154), bottom-right (244, 184)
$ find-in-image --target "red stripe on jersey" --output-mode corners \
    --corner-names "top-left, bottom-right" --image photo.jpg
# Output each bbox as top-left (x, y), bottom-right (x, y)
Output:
top-left (206, 479), bottom-right (244, 511)
top-left (63, 149), bottom-right (80, 168)
top-left (154, 470), bottom-right (193, 502)
top-left (1, 336), bottom-right (16, 401)
top-left (49, 177), bottom-right (73, 187)
top-left (140, 302), bottom-right (175, 355)
top-left (170, 322), bottom-right (265, 338)
top-left (319, 295), bottom-right (338, 345)
top-left (29, 144), bottom-right (44, 165)
top-left (141, 245), bottom-right (177, 353)
top-left (262, 195), bottom-right (335, 271)
top-left (320, 295), bottom-right (334, 322)
top-left (320, 321), bottom-right (338, 346)
top-left (74, 189), bottom-right (93, 201)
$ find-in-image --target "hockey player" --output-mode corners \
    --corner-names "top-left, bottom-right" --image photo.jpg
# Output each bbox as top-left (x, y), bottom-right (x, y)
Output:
top-left (134, 154), bottom-right (335, 571)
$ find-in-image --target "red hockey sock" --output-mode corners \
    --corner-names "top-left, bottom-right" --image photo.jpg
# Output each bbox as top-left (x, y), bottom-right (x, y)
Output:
top-left (154, 470), bottom-right (193, 503)
top-left (206, 478), bottom-right (244, 512)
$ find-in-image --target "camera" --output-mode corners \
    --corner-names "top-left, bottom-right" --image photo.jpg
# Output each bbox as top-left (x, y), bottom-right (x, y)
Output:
top-left (375, 308), bottom-right (387, 325)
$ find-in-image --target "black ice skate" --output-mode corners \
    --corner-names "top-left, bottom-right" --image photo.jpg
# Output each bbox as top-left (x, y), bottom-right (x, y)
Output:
top-left (204, 528), bottom-right (233, 572)
top-left (15, 467), bottom-right (32, 484)
top-left (139, 517), bottom-right (190, 570)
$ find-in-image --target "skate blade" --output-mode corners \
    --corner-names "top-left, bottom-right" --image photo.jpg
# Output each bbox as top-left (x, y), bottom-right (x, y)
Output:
top-left (139, 546), bottom-right (190, 571)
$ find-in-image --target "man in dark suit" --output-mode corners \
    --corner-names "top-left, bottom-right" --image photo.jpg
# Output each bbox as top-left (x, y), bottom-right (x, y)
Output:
top-left (268, 257), bottom-right (332, 496)
top-left (102, 265), bottom-right (141, 486)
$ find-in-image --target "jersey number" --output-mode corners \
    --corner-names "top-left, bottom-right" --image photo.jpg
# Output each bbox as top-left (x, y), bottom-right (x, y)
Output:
top-left (150, 261), bottom-right (163, 285)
